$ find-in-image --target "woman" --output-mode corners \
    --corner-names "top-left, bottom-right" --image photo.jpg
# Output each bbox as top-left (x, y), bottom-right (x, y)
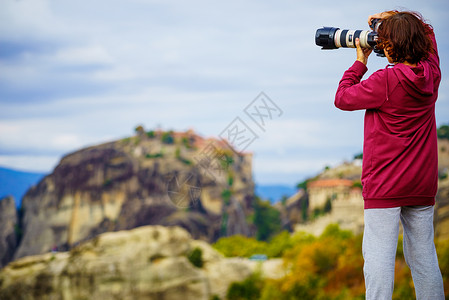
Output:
top-left (335, 10), bottom-right (445, 299)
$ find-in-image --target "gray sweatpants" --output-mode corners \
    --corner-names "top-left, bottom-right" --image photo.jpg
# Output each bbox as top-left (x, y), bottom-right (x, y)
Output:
top-left (363, 206), bottom-right (445, 300)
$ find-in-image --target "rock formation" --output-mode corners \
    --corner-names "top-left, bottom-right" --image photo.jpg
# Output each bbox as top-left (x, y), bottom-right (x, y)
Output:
top-left (13, 129), bottom-right (256, 261)
top-left (0, 196), bottom-right (18, 268)
top-left (0, 225), bottom-right (280, 300)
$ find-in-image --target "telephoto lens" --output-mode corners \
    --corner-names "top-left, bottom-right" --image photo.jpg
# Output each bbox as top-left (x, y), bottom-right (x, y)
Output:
top-left (315, 27), bottom-right (377, 49)
top-left (315, 19), bottom-right (383, 53)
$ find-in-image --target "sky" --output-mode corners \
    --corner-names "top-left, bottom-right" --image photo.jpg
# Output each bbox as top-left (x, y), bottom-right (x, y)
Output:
top-left (0, 0), bottom-right (448, 187)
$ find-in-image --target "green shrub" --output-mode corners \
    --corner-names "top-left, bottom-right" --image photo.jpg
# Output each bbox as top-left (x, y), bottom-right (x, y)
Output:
top-left (216, 224), bottom-right (449, 300)
top-left (324, 197), bottom-right (332, 213)
top-left (146, 152), bottom-right (163, 159)
top-left (266, 230), bottom-right (293, 257)
top-left (296, 179), bottom-right (311, 191)
top-left (220, 212), bottom-right (228, 236)
top-left (121, 137), bottom-right (131, 144)
top-left (213, 235), bottom-right (268, 258)
top-left (134, 125), bottom-right (144, 133)
top-left (253, 197), bottom-right (281, 241)
top-left (220, 154), bottom-right (234, 169)
top-left (221, 189), bottom-right (232, 205)
top-left (227, 173), bottom-right (234, 187)
top-left (179, 157), bottom-right (192, 165)
top-left (146, 130), bottom-right (155, 138)
top-left (437, 124), bottom-right (449, 140)
top-left (182, 136), bottom-right (194, 148)
top-left (352, 180), bottom-right (363, 189)
top-left (161, 131), bottom-right (175, 144)
top-left (226, 272), bottom-right (263, 300)
top-left (187, 247), bottom-right (203, 268)
top-left (175, 147), bottom-right (192, 165)
top-left (353, 152), bottom-right (363, 160)
top-left (301, 198), bottom-right (309, 221)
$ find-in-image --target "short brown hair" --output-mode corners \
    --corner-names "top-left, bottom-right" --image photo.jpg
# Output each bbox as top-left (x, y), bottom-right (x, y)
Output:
top-left (377, 11), bottom-right (433, 64)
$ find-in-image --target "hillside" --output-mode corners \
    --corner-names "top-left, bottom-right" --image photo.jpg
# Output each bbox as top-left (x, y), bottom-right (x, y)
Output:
top-left (0, 225), bottom-right (282, 300)
top-left (6, 128), bottom-right (256, 267)
top-left (1, 131), bottom-right (448, 299)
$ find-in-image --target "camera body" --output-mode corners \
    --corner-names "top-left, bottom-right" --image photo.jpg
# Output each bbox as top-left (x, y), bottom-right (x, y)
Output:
top-left (315, 19), bottom-right (385, 56)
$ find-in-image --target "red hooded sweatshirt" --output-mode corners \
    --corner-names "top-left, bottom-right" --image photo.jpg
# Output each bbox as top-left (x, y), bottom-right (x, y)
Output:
top-left (335, 28), bottom-right (440, 209)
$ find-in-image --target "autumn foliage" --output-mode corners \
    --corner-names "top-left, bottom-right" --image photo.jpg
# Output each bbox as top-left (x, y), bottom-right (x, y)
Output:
top-left (215, 224), bottom-right (449, 300)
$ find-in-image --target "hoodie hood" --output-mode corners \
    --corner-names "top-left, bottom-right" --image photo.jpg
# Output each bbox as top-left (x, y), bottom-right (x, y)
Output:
top-left (391, 61), bottom-right (435, 98)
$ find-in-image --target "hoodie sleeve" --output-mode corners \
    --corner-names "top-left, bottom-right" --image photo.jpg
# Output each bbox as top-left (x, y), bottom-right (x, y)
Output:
top-left (426, 27), bottom-right (440, 76)
top-left (335, 60), bottom-right (388, 111)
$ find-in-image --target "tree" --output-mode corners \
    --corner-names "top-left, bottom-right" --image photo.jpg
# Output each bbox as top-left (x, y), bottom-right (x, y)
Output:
top-left (437, 124), bottom-right (449, 140)
top-left (226, 272), bottom-right (263, 300)
top-left (296, 179), bottom-right (310, 191)
top-left (353, 152), bottom-right (363, 160)
top-left (134, 125), bottom-right (145, 134)
top-left (324, 197), bottom-right (332, 213)
top-left (161, 131), bottom-right (175, 144)
top-left (213, 235), bottom-right (268, 257)
top-left (253, 197), bottom-right (281, 241)
top-left (222, 223), bottom-right (449, 299)
top-left (266, 231), bottom-right (293, 257)
top-left (146, 130), bottom-right (155, 138)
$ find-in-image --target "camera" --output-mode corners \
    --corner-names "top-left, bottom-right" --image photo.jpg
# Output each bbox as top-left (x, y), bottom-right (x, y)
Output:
top-left (315, 18), bottom-right (385, 56)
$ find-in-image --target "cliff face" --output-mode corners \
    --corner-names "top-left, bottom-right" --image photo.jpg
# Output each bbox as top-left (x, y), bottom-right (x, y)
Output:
top-left (14, 130), bottom-right (255, 260)
top-left (0, 225), bottom-right (259, 300)
top-left (0, 196), bottom-right (18, 268)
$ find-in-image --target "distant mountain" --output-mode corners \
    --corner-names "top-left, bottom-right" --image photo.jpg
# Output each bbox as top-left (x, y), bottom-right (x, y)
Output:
top-left (12, 129), bottom-right (256, 261)
top-left (255, 184), bottom-right (297, 203)
top-left (0, 167), bottom-right (45, 207)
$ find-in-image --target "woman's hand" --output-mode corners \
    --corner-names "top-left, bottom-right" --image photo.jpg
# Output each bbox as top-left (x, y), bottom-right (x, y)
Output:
top-left (356, 38), bottom-right (372, 65)
top-left (367, 11), bottom-right (397, 26)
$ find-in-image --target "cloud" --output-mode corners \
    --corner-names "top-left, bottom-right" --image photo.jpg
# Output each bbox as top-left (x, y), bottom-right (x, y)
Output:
top-left (0, 0), bottom-right (448, 183)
